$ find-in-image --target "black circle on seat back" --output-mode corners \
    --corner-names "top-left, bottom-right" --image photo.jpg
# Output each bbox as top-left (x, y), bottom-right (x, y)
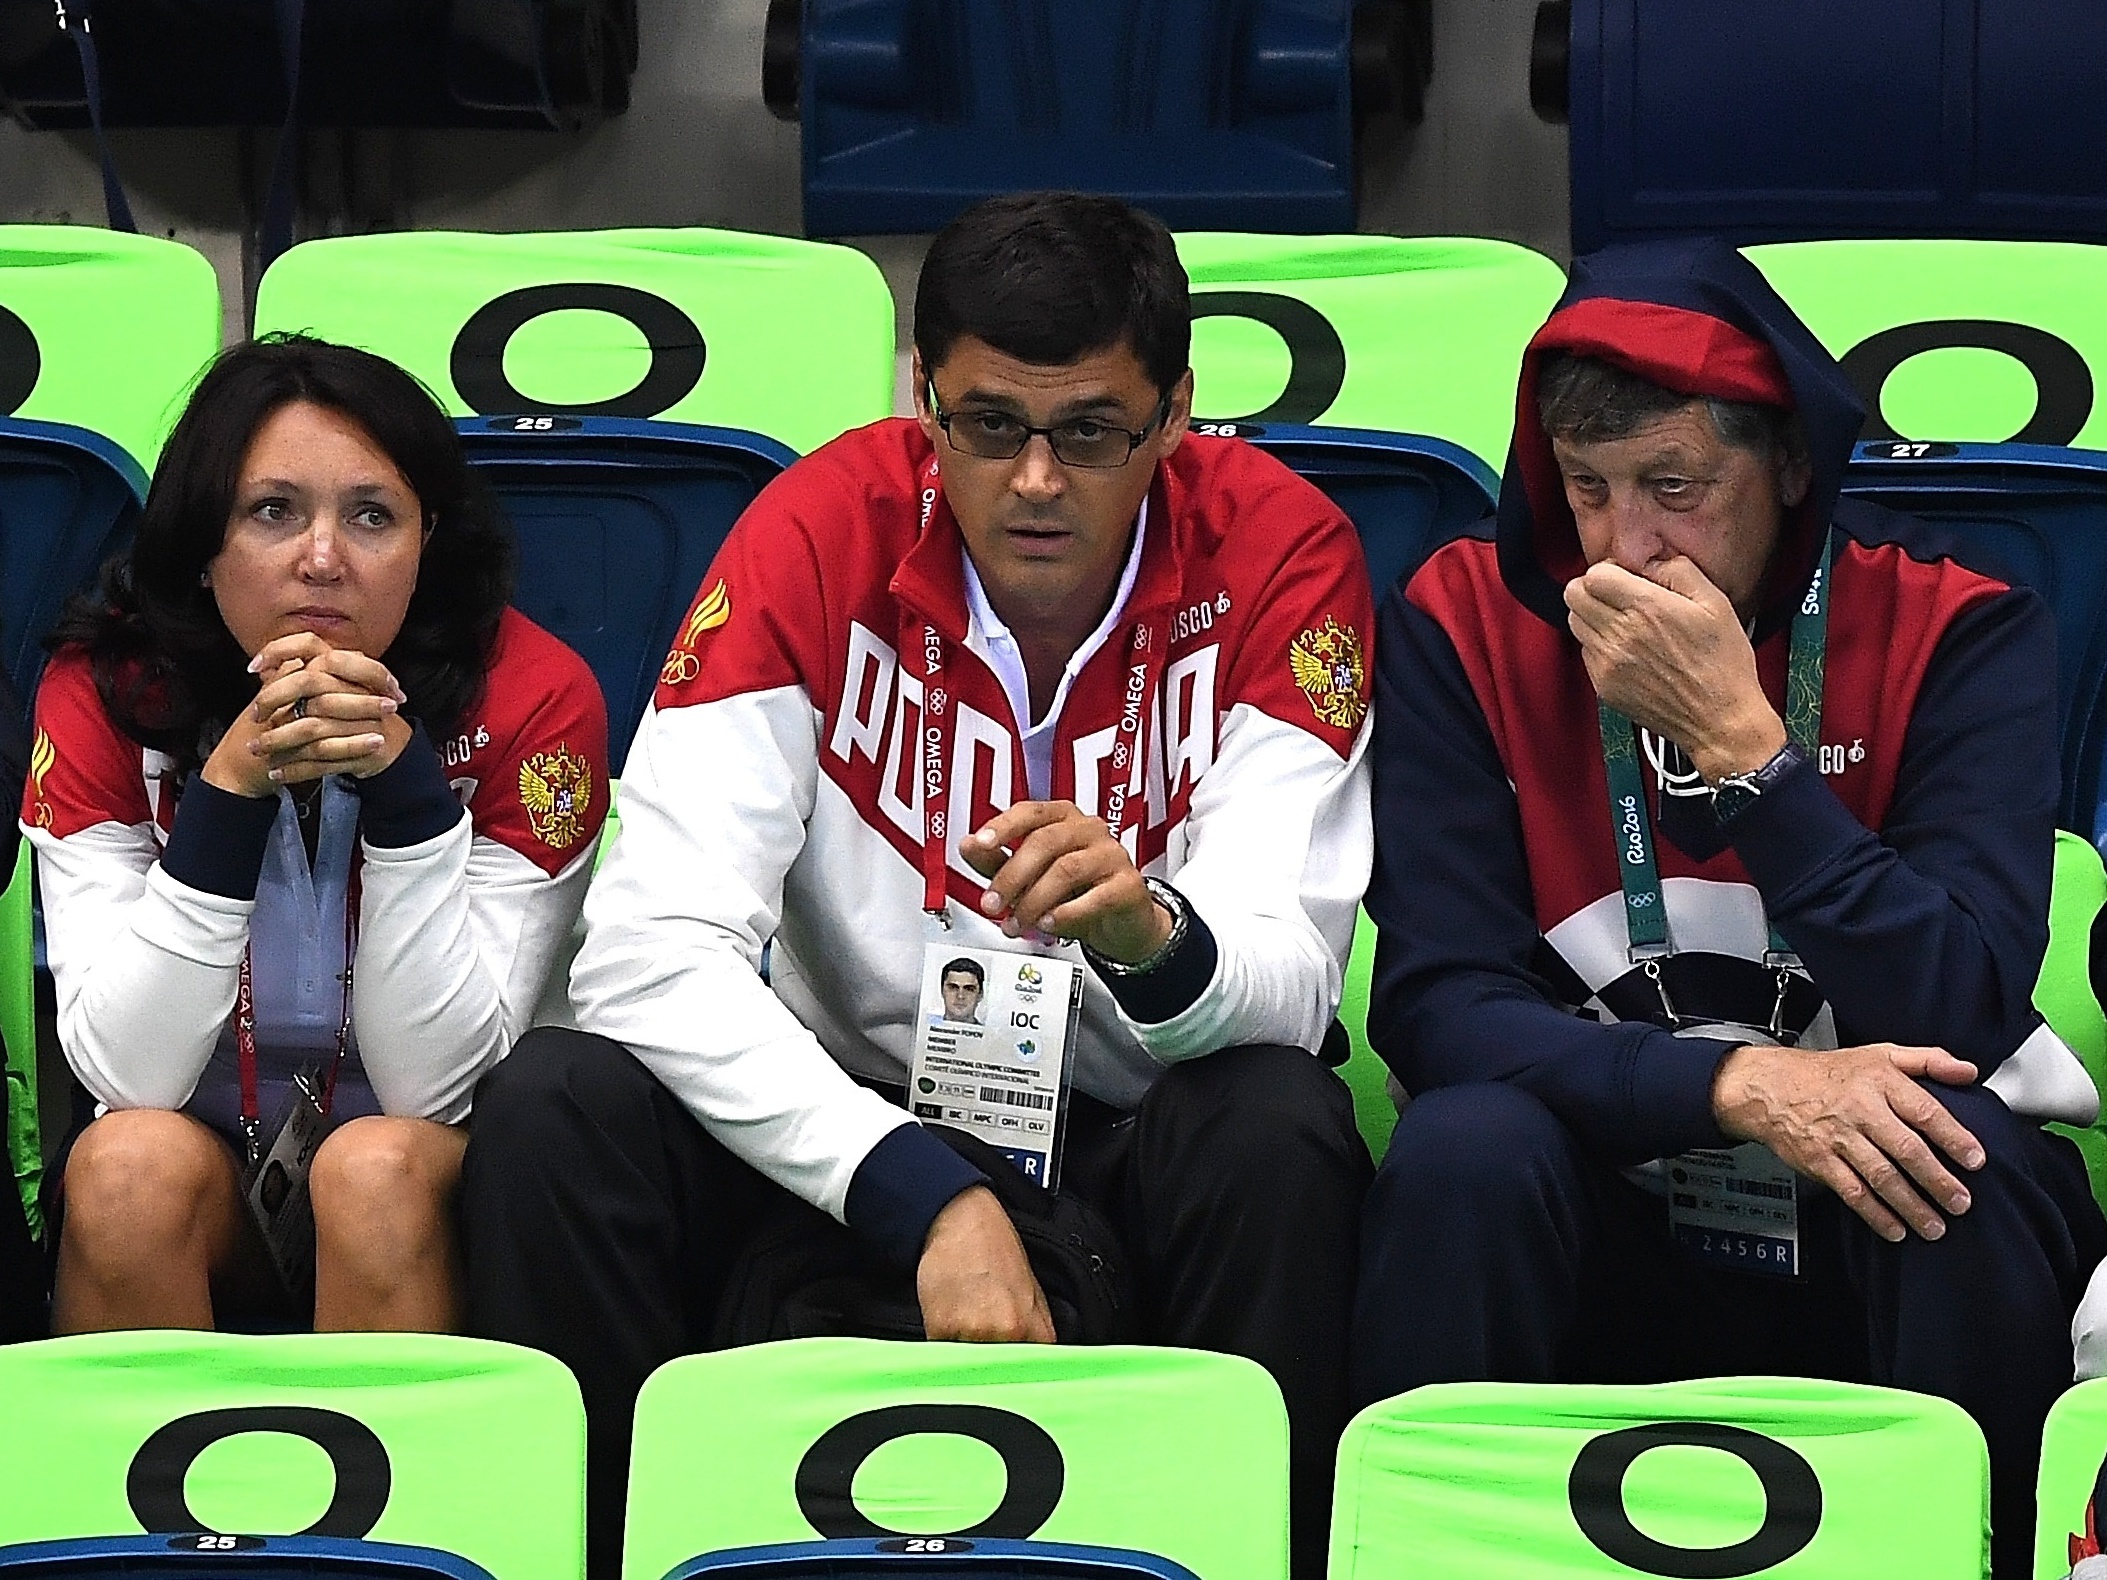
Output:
top-left (450, 283), bottom-right (706, 418)
top-left (794, 1404), bottom-right (1065, 1539)
top-left (127, 1406), bottom-right (392, 1537)
top-left (1190, 292), bottom-right (1348, 425)
top-left (1840, 319), bottom-right (2093, 446)
top-left (1568, 1421), bottom-right (1821, 1577)
top-left (0, 306), bottom-right (41, 415)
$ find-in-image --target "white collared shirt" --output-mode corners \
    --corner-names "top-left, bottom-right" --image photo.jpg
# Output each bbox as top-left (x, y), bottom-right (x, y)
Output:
top-left (962, 499), bottom-right (1149, 801)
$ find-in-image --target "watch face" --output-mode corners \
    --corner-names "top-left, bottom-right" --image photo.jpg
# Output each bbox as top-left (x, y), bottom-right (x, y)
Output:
top-left (1712, 783), bottom-right (1756, 825)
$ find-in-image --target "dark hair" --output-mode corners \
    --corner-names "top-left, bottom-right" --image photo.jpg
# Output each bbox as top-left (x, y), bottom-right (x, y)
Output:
top-left (50, 333), bottom-right (515, 773)
top-left (1536, 352), bottom-right (1807, 467)
top-left (914, 192), bottom-right (1190, 397)
top-left (941, 958), bottom-right (985, 990)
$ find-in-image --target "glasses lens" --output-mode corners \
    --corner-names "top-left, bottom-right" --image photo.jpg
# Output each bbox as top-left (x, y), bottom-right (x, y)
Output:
top-left (949, 411), bottom-right (1028, 460)
top-left (1049, 423), bottom-right (1135, 468)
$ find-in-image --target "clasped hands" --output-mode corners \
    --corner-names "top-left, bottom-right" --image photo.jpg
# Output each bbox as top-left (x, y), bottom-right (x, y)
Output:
top-left (912, 800), bottom-right (1175, 1346)
top-left (201, 632), bottom-right (412, 799)
top-left (1567, 556), bottom-right (1987, 1242)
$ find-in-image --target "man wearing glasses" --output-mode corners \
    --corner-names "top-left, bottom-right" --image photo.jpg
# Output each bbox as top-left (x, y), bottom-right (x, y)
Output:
top-left (462, 191), bottom-right (1374, 1580)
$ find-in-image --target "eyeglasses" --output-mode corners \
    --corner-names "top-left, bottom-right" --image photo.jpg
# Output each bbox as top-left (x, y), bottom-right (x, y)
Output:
top-left (927, 383), bottom-right (1171, 469)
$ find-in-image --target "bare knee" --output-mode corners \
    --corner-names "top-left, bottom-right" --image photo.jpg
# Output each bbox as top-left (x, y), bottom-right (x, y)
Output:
top-left (311, 1117), bottom-right (464, 1251)
top-left (62, 1109), bottom-right (238, 1257)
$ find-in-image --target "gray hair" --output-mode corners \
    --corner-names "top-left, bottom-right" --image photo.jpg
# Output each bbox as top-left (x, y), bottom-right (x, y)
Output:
top-left (1536, 351), bottom-right (1807, 466)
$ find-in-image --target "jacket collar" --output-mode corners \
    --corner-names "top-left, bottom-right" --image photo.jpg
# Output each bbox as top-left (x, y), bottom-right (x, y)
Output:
top-left (888, 438), bottom-right (1185, 652)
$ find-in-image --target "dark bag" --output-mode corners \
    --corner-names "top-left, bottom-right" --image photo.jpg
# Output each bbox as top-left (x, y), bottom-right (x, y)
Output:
top-left (713, 1126), bottom-right (1139, 1347)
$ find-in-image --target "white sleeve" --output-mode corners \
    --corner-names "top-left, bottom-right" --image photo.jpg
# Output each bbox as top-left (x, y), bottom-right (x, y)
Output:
top-left (28, 818), bottom-right (249, 1112)
top-left (1131, 703), bottom-right (1373, 1060)
top-left (2077, 1253), bottom-right (2107, 1381)
top-left (352, 812), bottom-right (594, 1124)
top-left (567, 689), bottom-right (918, 1221)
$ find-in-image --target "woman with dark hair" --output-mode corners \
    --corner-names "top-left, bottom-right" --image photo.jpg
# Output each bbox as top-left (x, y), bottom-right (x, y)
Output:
top-left (21, 334), bottom-right (607, 1333)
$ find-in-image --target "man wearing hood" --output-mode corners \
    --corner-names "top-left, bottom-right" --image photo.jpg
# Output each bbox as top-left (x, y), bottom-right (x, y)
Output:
top-left (1353, 238), bottom-right (2106, 1576)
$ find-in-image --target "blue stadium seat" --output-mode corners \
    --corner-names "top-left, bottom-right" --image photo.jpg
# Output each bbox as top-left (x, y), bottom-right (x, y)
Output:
top-left (663, 1541), bottom-right (1197, 1580)
top-left (0, 417), bottom-right (146, 700)
top-left (0, 1536), bottom-right (493, 1580)
top-left (789, 1), bottom-right (1356, 235)
top-left (1557, 0), bottom-right (2107, 253)
top-left (1237, 423), bottom-right (1498, 1154)
top-left (1235, 423), bottom-right (1499, 603)
top-left (456, 416), bottom-right (796, 772)
top-left (1839, 440), bottom-right (2107, 838)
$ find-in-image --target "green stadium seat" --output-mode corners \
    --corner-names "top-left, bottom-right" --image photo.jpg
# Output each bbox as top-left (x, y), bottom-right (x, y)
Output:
top-left (2043, 833), bottom-right (2107, 1212)
top-left (1332, 1378), bottom-right (1988, 1578)
top-left (624, 1340), bottom-right (1288, 1580)
top-left (2035, 1380), bottom-right (2107, 1578)
top-left (1334, 910), bottom-right (1392, 1162)
top-left (0, 226), bottom-right (221, 472)
top-left (0, 1332), bottom-right (584, 1580)
top-left (253, 229), bottom-right (896, 458)
top-left (1744, 240), bottom-right (2107, 451)
top-left (2, 841), bottom-right (36, 1236)
top-left (1175, 235), bottom-right (1566, 473)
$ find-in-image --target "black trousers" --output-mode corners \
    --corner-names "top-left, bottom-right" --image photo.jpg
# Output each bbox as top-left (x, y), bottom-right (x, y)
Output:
top-left (461, 1027), bottom-right (1370, 1580)
top-left (1351, 1081), bottom-right (2107, 1580)
top-left (0, 1053), bottom-right (45, 1343)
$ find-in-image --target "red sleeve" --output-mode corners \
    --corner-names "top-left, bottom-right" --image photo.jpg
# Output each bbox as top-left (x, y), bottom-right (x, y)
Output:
top-left (1217, 468), bottom-right (1376, 759)
top-left (24, 650), bottom-right (155, 839)
top-left (652, 459), bottom-right (836, 714)
top-left (465, 612), bottom-right (611, 877)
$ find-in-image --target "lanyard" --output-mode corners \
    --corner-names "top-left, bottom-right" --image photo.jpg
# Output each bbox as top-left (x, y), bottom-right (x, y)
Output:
top-left (908, 461), bottom-right (1164, 919)
top-left (236, 863), bottom-right (360, 1168)
top-left (914, 620), bottom-right (1161, 918)
top-left (1597, 532), bottom-right (1833, 1027)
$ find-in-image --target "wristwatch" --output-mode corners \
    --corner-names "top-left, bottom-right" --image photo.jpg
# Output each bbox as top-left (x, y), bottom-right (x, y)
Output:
top-left (1084, 877), bottom-right (1191, 977)
top-left (1710, 742), bottom-right (1804, 826)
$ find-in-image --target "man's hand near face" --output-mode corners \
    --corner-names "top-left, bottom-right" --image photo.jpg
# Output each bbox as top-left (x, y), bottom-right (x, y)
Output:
top-left (1563, 556), bottom-right (1787, 784)
top-left (960, 801), bottom-right (1173, 962)
top-left (1567, 556), bottom-right (1995, 1242)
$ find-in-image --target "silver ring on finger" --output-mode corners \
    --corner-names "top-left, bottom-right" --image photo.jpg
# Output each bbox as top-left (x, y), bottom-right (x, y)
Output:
top-left (289, 696), bottom-right (308, 721)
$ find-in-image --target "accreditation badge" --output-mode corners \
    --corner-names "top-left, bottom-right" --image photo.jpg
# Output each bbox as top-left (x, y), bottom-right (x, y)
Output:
top-left (908, 943), bottom-right (1083, 1189)
top-left (241, 1064), bottom-right (338, 1305)
top-left (1664, 1024), bottom-right (1801, 1278)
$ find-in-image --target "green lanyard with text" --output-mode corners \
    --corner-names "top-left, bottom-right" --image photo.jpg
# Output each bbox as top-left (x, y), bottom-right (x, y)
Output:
top-left (1597, 531), bottom-right (1833, 1032)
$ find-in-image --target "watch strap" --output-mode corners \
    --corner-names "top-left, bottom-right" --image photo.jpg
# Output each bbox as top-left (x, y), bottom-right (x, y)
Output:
top-left (1084, 876), bottom-right (1190, 977)
top-left (1712, 741), bottom-right (1805, 825)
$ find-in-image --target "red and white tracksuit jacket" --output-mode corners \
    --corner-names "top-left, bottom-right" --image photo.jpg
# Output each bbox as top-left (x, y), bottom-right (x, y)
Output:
top-left (570, 418), bottom-right (1374, 1230)
top-left (23, 608), bottom-right (608, 1126)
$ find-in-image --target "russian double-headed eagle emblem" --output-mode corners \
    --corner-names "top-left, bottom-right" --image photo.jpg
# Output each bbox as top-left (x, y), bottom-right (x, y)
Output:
top-left (518, 744), bottom-right (594, 850)
top-left (1288, 617), bottom-right (1368, 730)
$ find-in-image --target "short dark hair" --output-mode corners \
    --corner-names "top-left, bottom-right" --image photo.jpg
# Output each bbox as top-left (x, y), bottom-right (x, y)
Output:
top-left (914, 192), bottom-right (1190, 397)
top-left (51, 333), bottom-right (515, 773)
top-left (1536, 352), bottom-right (1807, 467)
top-left (941, 958), bottom-right (985, 990)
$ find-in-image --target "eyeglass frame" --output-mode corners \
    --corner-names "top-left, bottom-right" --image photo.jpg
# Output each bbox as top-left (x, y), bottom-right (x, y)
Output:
top-left (924, 380), bottom-right (1175, 470)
